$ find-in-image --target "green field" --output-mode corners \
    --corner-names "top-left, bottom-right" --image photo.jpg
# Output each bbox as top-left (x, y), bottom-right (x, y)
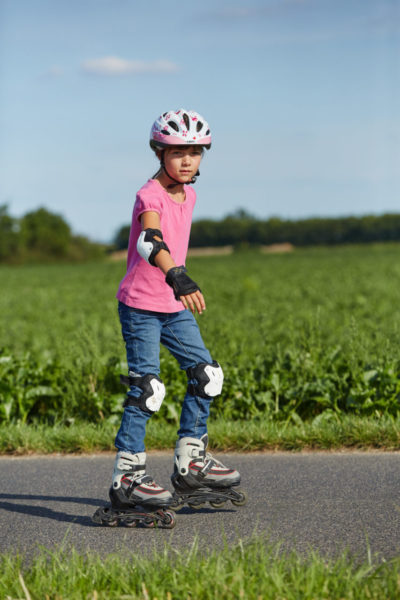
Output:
top-left (2, 537), bottom-right (400, 600)
top-left (1, 245), bottom-right (400, 429)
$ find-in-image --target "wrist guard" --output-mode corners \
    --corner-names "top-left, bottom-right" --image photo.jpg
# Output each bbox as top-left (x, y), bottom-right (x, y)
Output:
top-left (165, 266), bottom-right (201, 300)
top-left (137, 228), bottom-right (170, 266)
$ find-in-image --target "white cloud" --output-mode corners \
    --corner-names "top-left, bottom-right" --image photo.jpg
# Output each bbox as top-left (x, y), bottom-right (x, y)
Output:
top-left (81, 56), bottom-right (179, 76)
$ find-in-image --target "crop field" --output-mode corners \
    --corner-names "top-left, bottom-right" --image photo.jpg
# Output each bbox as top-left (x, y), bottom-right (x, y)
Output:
top-left (1, 244), bottom-right (400, 426)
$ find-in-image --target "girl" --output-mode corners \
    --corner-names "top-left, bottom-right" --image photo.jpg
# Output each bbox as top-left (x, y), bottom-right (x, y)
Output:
top-left (110, 109), bottom-right (242, 515)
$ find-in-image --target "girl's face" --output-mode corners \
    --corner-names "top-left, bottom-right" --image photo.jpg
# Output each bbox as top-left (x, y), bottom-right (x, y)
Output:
top-left (163, 146), bottom-right (203, 184)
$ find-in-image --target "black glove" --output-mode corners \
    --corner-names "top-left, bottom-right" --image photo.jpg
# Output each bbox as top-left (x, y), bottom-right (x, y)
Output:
top-left (165, 266), bottom-right (201, 300)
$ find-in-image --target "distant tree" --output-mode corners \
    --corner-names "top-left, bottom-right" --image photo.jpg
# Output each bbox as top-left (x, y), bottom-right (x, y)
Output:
top-left (189, 209), bottom-right (400, 248)
top-left (20, 207), bottom-right (72, 259)
top-left (113, 209), bottom-right (400, 252)
top-left (189, 219), bottom-right (220, 247)
top-left (0, 205), bottom-right (20, 261)
top-left (68, 235), bottom-right (107, 261)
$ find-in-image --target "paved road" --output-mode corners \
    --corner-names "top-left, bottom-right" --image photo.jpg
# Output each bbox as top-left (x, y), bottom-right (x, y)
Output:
top-left (1, 452), bottom-right (399, 561)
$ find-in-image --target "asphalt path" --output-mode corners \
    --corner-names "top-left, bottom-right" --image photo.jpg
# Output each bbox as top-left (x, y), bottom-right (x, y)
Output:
top-left (1, 452), bottom-right (399, 562)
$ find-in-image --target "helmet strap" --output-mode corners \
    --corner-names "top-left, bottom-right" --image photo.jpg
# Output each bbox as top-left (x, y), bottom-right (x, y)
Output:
top-left (159, 151), bottom-right (200, 188)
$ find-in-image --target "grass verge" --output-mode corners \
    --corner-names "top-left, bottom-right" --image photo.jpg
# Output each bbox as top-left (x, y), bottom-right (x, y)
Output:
top-left (1, 537), bottom-right (399, 600)
top-left (1, 415), bottom-right (400, 455)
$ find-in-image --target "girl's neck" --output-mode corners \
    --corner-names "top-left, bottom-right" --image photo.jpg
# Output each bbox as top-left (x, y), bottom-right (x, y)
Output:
top-left (155, 174), bottom-right (186, 203)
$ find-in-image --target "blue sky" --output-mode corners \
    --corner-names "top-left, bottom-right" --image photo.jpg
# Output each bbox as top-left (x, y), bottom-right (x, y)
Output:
top-left (1, 0), bottom-right (399, 242)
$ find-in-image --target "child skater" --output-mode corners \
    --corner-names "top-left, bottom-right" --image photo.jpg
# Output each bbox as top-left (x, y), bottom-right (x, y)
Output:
top-left (110, 109), bottom-right (243, 519)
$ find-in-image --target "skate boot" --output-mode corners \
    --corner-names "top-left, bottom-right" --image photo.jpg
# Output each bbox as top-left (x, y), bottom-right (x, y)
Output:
top-left (170, 434), bottom-right (247, 510)
top-left (92, 451), bottom-right (176, 528)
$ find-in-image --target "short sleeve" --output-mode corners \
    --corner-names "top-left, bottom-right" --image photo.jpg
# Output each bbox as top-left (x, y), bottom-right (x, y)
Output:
top-left (134, 184), bottom-right (163, 223)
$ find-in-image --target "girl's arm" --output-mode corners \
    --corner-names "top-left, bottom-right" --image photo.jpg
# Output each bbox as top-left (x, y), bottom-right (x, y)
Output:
top-left (141, 211), bottom-right (206, 315)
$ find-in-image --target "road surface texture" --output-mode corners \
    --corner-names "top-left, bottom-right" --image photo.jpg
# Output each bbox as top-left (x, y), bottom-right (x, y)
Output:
top-left (0, 452), bottom-right (399, 561)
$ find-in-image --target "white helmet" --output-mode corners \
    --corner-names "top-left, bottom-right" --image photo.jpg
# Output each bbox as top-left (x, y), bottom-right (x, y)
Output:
top-left (150, 109), bottom-right (211, 150)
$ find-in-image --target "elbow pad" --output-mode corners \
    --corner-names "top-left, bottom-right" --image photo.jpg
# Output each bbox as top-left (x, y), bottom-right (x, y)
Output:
top-left (137, 228), bottom-right (170, 266)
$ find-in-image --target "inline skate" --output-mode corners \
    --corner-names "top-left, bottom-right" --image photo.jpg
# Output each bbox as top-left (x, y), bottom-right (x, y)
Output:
top-left (170, 434), bottom-right (247, 511)
top-left (92, 451), bottom-right (176, 528)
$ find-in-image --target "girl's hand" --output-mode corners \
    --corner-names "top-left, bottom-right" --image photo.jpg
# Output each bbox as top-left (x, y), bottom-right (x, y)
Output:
top-left (180, 290), bottom-right (206, 315)
top-left (165, 266), bottom-right (205, 313)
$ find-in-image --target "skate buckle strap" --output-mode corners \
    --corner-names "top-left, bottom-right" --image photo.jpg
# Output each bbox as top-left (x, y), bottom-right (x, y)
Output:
top-left (197, 459), bottom-right (214, 479)
top-left (116, 456), bottom-right (147, 473)
top-left (178, 444), bottom-right (200, 475)
top-left (135, 475), bottom-right (154, 485)
top-left (127, 474), bottom-right (154, 495)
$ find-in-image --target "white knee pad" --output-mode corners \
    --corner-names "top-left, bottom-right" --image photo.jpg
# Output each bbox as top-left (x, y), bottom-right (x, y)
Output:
top-left (186, 361), bottom-right (224, 398)
top-left (120, 372), bottom-right (166, 414)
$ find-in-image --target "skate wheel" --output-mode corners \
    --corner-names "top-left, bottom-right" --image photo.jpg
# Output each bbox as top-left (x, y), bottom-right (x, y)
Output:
top-left (231, 490), bottom-right (247, 507)
top-left (209, 499), bottom-right (227, 509)
top-left (171, 501), bottom-right (184, 512)
top-left (161, 510), bottom-right (176, 529)
top-left (106, 519), bottom-right (119, 527)
top-left (124, 518), bottom-right (137, 528)
top-left (188, 501), bottom-right (206, 509)
top-left (143, 517), bottom-right (156, 528)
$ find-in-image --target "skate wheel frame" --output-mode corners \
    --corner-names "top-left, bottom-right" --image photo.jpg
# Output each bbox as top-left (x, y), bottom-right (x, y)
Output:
top-left (92, 506), bottom-right (119, 527)
top-left (170, 487), bottom-right (247, 511)
top-left (91, 506), bottom-right (176, 529)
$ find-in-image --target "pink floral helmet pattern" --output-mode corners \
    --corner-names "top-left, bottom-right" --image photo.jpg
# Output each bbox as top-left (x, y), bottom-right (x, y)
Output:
top-left (150, 109), bottom-right (212, 150)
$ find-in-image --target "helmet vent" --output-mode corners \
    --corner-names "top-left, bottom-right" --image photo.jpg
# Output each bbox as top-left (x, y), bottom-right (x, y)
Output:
top-left (161, 129), bottom-right (170, 135)
top-left (183, 113), bottom-right (190, 130)
top-left (196, 121), bottom-right (203, 132)
top-left (205, 129), bottom-right (210, 135)
top-left (168, 121), bottom-right (179, 132)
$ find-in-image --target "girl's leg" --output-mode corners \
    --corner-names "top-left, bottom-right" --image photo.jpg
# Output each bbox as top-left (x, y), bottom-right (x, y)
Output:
top-left (110, 304), bottom-right (172, 510)
top-left (160, 310), bottom-right (214, 439)
top-left (161, 311), bottom-right (241, 502)
top-left (115, 303), bottom-right (162, 453)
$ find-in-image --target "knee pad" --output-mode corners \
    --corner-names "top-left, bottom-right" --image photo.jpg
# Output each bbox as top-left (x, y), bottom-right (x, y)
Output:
top-left (186, 360), bottom-right (224, 399)
top-left (120, 372), bottom-right (166, 414)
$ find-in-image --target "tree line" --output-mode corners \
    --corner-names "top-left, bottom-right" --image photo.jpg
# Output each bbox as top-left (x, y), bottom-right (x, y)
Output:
top-left (114, 209), bottom-right (400, 250)
top-left (2, 205), bottom-right (400, 265)
top-left (0, 205), bottom-right (105, 264)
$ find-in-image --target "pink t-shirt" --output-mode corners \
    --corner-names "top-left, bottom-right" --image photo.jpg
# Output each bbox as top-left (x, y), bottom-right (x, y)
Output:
top-left (116, 179), bottom-right (196, 312)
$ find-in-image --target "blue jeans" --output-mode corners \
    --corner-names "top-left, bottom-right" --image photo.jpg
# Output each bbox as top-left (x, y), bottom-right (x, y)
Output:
top-left (115, 302), bottom-right (214, 453)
